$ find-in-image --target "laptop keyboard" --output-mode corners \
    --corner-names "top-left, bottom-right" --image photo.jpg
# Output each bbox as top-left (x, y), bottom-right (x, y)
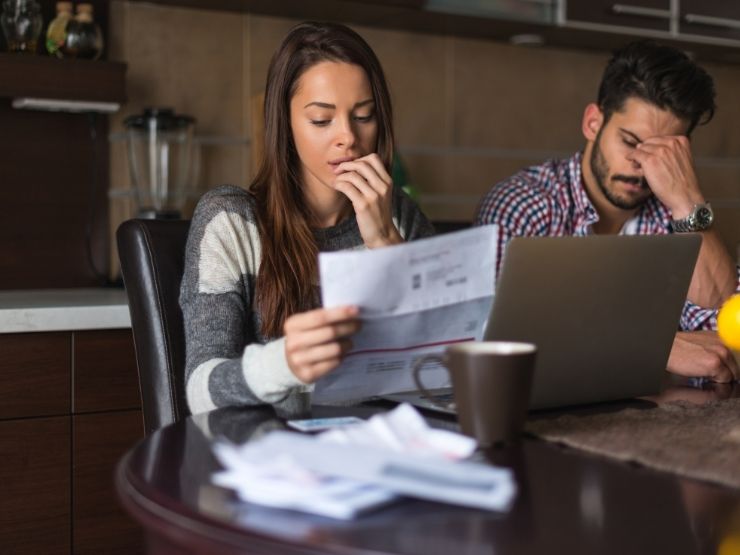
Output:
top-left (425, 392), bottom-right (456, 408)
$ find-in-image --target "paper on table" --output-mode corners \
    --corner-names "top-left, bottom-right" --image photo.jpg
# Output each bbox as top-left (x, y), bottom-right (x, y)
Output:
top-left (315, 225), bottom-right (499, 404)
top-left (212, 404), bottom-right (516, 519)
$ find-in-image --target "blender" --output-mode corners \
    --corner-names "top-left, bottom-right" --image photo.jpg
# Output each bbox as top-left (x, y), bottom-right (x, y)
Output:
top-left (124, 108), bottom-right (197, 219)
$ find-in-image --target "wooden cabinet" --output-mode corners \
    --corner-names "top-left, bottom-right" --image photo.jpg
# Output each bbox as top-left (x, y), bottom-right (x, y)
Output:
top-left (73, 330), bottom-right (141, 413)
top-left (123, 0), bottom-right (740, 64)
top-left (0, 417), bottom-right (70, 555)
top-left (73, 410), bottom-right (144, 555)
top-left (0, 332), bottom-right (70, 419)
top-left (680, 0), bottom-right (740, 42)
top-left (0, 19), bottom-right (126, 290)
top-left (564, 0), bottom-right (740, 44)
top-left (565, 0), bottom-right (672, 32)
top-left (0, 329), bottom-right (144, 555)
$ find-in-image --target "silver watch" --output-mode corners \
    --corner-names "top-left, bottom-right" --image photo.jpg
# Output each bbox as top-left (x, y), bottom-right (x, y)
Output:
top-left (670, 203), bottom-right (714, 233)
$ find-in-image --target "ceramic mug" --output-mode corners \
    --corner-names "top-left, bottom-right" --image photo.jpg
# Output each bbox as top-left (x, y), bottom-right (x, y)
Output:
top-left (412, 341), bottom-right (537, 446)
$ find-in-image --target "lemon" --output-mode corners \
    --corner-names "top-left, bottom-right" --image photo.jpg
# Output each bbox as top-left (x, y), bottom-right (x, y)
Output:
top-left (717, 294), bottom-right (740, 351)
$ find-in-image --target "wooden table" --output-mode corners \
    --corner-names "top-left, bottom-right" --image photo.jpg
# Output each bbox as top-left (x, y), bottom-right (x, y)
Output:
top-left (116, 380), bottom-right (740, 555)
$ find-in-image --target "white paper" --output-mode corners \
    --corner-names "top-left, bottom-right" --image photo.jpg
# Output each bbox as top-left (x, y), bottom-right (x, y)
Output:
top-left (212, 404), bottom-right (516, 520)
top-left (319, 403), bottom-right (476, 459)
top-left (216, 431), bottom-right (515, 513)
top-left (315, 225), bottom-right (498, 404)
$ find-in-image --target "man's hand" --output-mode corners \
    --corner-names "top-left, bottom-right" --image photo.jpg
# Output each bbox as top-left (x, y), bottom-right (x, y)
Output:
top-left (667, 331), bottom-right (738, 383)
top-left (628, 135), bottom-right (737, 307)
top-left (627, 135), bottom-right (704, 218)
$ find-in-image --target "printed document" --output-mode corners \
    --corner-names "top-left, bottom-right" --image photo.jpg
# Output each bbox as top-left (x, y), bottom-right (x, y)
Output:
top-left (212, 404), bottom-right (516, 519)
top-left (314, 225), bottom-right (498, 404)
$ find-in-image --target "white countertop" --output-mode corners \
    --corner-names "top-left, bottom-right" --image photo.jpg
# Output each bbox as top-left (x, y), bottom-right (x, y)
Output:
top-left (0, 288), bottom-right (131, 333)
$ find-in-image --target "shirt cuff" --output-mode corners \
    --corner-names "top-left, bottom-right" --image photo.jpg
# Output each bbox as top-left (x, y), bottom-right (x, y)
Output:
top-left (241, 337), bottom-right (311, 404)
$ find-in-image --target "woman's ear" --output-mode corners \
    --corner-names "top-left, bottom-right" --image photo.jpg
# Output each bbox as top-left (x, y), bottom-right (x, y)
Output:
top-left (582, 103), bottom-right (604, 142)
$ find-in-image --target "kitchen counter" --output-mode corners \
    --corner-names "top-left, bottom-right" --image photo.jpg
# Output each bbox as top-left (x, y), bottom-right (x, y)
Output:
top-left (0, 288), bottom-right (131, 333)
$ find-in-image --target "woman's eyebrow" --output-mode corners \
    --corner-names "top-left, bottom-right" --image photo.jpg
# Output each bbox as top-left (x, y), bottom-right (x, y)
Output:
top-left (304, 101), bottom-right (335, 109)
top-left (303, 99), bottom-right (374, 109)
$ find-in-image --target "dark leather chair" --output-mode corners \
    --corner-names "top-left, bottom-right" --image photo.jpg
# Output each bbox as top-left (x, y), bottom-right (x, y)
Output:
top-left (117, 218), bottom-right (191, 435)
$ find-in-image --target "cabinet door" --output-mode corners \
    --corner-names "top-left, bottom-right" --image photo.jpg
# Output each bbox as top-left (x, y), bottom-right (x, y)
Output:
top-left (73, 329), bottom-right (141, 414)
top-left (566, 0), bottom-right (672, 32)
top-left (0, 332), bottom-right (70, 419)
top-left (680, 0), bottom-right (740, 42)
top-left (73, 410), bottom-right (144, 555)
top-left (0, 416), bottom-right (70, 555)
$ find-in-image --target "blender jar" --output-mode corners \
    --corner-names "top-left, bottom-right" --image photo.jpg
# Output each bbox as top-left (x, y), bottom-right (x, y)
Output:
top-left (124, 108), bottom-right (196, 219)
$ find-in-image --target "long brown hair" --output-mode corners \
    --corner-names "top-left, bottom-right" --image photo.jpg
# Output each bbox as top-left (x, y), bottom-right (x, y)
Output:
top-left (251, 21), bottom-right (395, 338)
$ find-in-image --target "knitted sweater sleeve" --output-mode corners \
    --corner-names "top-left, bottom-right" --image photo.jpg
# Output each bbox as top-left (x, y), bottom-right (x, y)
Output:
top-left (392, 186), bottom-right (435, 241)
top-left (179, 186), bottom-right (308, 415)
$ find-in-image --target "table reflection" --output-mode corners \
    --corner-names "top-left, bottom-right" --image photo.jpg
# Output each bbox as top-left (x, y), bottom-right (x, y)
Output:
top-left (120, 378), bottom-right (740, 555)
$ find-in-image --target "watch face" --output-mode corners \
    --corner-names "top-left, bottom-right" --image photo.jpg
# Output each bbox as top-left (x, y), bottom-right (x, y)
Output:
top-left (696, 206), bottom-right (713, 228)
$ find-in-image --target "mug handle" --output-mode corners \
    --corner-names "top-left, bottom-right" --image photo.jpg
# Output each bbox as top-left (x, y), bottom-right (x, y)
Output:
top-left (411, 354), bottom-right (452, 409)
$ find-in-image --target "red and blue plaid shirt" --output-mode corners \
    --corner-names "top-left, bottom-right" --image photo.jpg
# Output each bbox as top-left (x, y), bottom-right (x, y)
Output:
top-left (475, 151), bottom-right (740, 331)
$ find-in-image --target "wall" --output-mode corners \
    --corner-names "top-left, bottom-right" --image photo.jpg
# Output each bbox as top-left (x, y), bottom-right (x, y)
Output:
top-left (107, 1), bottom-right (740, 260)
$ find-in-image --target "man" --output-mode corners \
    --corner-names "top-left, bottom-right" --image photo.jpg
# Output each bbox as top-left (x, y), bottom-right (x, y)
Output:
top-left (476, 40), bottom-right (740, 383)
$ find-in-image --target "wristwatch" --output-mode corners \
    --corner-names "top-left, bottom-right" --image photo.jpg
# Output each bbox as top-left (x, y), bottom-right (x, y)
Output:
top-left (670, 203), bottom-right (714, 233)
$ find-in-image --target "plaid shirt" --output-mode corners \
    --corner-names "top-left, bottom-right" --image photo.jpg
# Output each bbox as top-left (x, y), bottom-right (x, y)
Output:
top-left (475, 151), bottom-right (740, 331)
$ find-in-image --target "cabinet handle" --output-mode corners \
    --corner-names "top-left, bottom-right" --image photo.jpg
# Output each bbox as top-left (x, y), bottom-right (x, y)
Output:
top-left (684, 13), bottom-right (740, 31)
top-left (611, 4), bottom-right (671, 19)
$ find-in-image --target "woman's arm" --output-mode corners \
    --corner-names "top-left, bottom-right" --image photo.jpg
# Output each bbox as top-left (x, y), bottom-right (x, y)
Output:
top-left (180, 187), bottom-right (309, 414)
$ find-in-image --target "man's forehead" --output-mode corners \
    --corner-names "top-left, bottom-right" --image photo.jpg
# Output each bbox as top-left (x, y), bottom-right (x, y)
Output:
top-left (609, 97), bottom-right (690, 137)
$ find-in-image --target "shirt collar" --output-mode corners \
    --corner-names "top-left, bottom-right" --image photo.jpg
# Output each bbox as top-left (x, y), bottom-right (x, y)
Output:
top-left (567, 151), bottom-right (599, 228)
top-left (568, 150), bottom-right (672, 233)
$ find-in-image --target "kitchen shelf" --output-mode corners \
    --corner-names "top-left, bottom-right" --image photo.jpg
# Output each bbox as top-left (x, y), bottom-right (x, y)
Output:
top-left (0, 53), bottom-right (126, 103)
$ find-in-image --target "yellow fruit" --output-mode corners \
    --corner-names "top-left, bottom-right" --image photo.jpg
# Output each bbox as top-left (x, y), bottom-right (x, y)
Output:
top-left (717, 294), bottom-right (740, 351)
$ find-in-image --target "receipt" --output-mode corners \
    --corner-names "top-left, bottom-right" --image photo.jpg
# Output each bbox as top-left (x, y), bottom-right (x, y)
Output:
top-left (314, 225), bottom-right (498, 404)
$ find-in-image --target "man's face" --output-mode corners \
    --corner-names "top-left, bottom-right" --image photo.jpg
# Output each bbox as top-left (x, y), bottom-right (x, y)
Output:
top-left (585, 97), bottom-right (690, 211)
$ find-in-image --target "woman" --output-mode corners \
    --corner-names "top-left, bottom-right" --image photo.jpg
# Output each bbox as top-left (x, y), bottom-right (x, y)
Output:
top-left (180, 21), bottom-right (434, 415)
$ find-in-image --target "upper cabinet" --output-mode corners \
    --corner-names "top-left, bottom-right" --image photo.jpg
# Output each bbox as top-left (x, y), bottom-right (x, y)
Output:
top-left (564, 0), bottom-right (672, 33)
top-left (424, 0), bottom-right (554, 24)
top-left (0, 53), bottom-right (126, 103)
top-left (679, 0), bottom-right (740, 42)
top-left (561, 0), bottom-right (740, 46)
top-left (125, 0), bottom-right (740, 62)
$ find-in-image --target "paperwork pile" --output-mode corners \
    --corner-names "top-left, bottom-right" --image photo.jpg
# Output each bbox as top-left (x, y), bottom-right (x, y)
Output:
top-left (212, 404), bottom-right (516, 519)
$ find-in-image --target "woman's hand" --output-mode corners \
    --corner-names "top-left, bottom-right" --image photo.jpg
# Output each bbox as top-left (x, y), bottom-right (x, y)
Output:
top-left (332, 153), bottom-right (403, 249)
top-left (284, 305), bottom-right (361, 383)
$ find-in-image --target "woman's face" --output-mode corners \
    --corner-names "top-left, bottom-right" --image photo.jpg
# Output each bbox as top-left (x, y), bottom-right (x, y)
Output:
top-left (290, 61), bottom-right (378, 209)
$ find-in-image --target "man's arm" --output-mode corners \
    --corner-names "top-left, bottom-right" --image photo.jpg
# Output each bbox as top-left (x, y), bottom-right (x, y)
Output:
top-left (666, 331), bottom-right (738, 383)
top-left (686, 230), bottom-right (737, 307)
top-left (629, 135), bottom-right (737, 308)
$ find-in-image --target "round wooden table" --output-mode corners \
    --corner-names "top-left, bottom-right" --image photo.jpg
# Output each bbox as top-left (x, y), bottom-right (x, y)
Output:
top-left (116, 386), bottom-right (740, 555)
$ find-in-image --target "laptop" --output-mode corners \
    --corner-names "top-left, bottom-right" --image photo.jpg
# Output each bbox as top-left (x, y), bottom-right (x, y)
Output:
top-left (385, 233), bottom-right (701, 412)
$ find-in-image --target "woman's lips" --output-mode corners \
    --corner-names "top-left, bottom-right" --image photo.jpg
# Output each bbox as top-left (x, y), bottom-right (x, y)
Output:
top-left (329, 156), bottom-right (356, 170)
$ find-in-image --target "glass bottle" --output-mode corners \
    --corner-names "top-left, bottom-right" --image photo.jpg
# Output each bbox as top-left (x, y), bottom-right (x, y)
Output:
top-left (62, 2), bottom-right (103, 60)
top-left (0, 0), bottom-right (43, 54)
top-left (45, 1), bottom-right (72, 57)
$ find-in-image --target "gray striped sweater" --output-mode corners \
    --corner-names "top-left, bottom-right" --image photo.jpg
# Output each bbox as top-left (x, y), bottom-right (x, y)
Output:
top-left (179, 184), bottom-right (435, 415)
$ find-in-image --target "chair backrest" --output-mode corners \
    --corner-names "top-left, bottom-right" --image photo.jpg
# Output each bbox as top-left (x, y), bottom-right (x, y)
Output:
top-left (117, 218), bottom-right (191, 435)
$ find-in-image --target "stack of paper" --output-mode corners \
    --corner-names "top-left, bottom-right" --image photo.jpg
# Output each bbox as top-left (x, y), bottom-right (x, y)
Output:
top-left (212, 404), bottom-right (516, 519)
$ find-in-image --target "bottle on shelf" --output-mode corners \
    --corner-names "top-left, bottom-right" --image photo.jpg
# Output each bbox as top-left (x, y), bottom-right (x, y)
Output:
top-left (62, 2), bottom-right (103, 60)
top-left (45, 1), bottom-right (72, 57)
top-left (0, 0), bottom-right (43, 54)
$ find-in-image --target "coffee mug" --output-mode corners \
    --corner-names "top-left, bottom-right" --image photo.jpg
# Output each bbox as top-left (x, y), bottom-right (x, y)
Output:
top-left (412, 341), bottom-right (537, 446)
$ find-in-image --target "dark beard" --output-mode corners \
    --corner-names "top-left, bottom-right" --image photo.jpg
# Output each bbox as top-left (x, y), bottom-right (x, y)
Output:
top-left (590, 131), bottom-right (651, 210)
